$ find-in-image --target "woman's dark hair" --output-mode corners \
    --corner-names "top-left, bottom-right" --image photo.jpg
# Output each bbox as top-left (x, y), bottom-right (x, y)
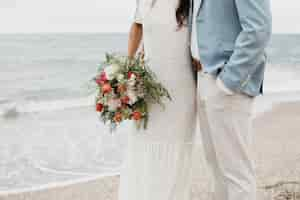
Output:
top-left (176, 0), bottom-right (190, 28)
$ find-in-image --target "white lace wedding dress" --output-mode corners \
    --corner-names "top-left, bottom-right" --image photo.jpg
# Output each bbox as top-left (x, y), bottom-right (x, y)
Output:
top-left (118, 0), bottom-right (197, 199)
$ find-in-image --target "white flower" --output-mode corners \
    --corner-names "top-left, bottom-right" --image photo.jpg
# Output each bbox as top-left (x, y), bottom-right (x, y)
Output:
top-left (104, 64), bottom-right (120, 80)
top-left (127, 88), bottom-right (138, 105)
top-left (136, 84), bottom-right (145, 98)
top-left (128, 76), bottom-right (136, 87)
top-left (130, 74), bottom-right (136, 80)
top-left (107, 98), bottom-right (121, 111)
top-left (117, 74), bottom-right (125, 82)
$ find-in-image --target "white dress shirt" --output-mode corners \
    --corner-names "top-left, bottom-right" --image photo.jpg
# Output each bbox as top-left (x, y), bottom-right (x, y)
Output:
top-left (191, 0), bottom-right (201, 61)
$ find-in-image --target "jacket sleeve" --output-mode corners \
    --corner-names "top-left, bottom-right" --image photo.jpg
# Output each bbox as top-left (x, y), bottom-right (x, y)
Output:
top-left (218, 0), bottom-right (272, 92)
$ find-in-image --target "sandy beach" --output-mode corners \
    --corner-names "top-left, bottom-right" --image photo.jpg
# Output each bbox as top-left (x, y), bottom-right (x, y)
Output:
top-left (1, 91), bottom-right (300, 200)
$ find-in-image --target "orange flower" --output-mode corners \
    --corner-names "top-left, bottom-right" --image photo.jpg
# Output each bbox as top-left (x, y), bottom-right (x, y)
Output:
top-left (132, 111), bottom-right (142, 121)
top-left (114, 112), bottom-right (123, 123)
top-left (102, 83), bottom-right (112, 94)
top-left (121, 96), bottom-right (130, 104)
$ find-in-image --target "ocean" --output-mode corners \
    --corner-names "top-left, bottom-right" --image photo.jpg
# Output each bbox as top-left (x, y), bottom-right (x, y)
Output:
top-left (1, 33), bottom-right (300, 191)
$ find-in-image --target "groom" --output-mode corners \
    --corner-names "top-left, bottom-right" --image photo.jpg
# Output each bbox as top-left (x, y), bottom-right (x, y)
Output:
top-left (190, 0), bottom-right (272, 200)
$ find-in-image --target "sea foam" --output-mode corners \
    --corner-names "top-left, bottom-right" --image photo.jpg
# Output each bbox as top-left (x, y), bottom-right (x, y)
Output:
top-left (0, 94), bottom-right (95, 117)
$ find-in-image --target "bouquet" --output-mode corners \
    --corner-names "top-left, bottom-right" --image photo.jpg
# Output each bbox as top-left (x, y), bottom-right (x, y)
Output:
top-left (92, 53), bottom-right (171, 131)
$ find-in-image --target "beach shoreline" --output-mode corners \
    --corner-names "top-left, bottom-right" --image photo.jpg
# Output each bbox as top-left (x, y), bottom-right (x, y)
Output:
top-left (1, 91), bottom-right (300, 199)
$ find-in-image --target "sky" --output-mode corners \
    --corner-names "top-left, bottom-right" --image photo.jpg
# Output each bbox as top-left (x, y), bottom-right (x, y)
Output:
top-left (0, 0), bottom-right (299, 33)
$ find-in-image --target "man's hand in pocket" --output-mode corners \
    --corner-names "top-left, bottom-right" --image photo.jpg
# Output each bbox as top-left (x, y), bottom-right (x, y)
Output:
top-left (192, 58), bottom-right (202, 72)
top-left (216, 77), bottom-right (235, 95)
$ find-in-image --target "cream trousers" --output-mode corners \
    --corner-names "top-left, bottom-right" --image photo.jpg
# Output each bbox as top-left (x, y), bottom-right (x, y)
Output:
top-left (197, 72), bottom-right (256, 200)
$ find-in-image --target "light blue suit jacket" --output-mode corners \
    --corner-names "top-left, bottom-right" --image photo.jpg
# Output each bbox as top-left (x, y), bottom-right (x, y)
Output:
top-left (193, 0), bottom-right (272, 96)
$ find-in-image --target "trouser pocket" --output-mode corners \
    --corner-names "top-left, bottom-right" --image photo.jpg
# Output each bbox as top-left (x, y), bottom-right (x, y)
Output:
top-left (198, 71), bottom-right (254, 113)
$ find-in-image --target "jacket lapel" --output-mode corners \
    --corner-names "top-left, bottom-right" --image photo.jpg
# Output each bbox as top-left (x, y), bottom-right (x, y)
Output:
top-left (196, 0), bottom-right (203, 17)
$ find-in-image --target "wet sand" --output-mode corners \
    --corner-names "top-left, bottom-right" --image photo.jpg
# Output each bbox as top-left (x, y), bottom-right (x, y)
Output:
top-left (1, 92), bottom-right (300, 199)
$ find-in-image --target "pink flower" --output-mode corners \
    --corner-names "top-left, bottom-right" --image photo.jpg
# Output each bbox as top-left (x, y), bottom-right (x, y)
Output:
top-left (96, 72), bottom-right (108, 85)
top-left (100, 72), bottom-right (108, 82)
top-left (127, 71), bottom-right (136, 79)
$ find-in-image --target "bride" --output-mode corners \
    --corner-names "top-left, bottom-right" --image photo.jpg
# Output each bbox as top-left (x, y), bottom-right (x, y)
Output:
top-left (118, 0), bottom-right (197, 199)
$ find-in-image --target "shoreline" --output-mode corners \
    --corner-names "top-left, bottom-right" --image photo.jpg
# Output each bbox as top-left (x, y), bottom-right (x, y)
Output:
top-left (1, 82), bottom-right (300, 199)
top-left (0, 174), bottom-right (119, 196)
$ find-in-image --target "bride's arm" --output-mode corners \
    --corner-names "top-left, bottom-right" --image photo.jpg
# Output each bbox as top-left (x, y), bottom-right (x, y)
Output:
top-left (128, 23), bottom-right (143, 58)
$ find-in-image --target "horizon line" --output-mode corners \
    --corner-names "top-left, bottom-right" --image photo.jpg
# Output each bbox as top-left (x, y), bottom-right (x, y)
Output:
top-left (0, 31), bottom-right (299, 35)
